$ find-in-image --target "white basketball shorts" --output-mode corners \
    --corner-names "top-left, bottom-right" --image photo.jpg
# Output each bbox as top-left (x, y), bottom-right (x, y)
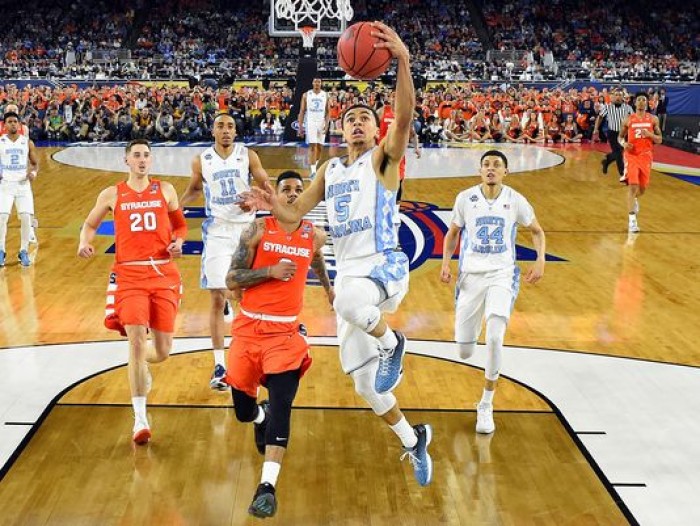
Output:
top-left (200, 219), bottom-right (252, 290)
top-left (454, 266), bottom-right (521, 344)
top-left (0, 180), bottom-right (34, 215)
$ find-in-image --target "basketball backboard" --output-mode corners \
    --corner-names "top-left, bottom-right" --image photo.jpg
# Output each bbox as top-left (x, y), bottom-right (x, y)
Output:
top-left (269, 0), bottom-right (352, 38)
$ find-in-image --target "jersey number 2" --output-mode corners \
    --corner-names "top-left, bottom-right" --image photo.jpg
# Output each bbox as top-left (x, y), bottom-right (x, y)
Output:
top-left (130, 212), bottom-right (157, 232)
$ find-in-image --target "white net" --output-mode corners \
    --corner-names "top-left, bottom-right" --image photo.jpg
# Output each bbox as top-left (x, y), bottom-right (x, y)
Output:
top-left (274, 0), bottom-right (353, 30)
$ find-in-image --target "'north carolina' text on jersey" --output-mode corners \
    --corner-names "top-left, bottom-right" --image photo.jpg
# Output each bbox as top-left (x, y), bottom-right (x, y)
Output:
top-left (450, 185), bottom-right (534, 273)
top-left (200, 144), bottom-right (254, 223)
top-left (0, 135), bottom-right (29, 182)
top-left (324, 147), bottom-right (398, 269)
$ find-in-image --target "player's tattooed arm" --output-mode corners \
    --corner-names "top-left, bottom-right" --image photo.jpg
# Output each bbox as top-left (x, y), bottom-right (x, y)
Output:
top-left (226, 219), bottom-right (269, 290)
top-left (311, 227), bottom-right (335, 307)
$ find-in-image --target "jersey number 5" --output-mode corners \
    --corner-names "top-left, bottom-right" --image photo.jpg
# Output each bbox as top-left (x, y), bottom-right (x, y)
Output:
top-left (130, 211), bottom-right (157, 232)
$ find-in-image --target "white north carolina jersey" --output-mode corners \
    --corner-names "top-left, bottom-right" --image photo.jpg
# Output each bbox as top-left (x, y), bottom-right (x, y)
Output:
top-left (305, 90), bottom-right (327, 123)
top-left (450, 184), bottom-right (534, 274)
top-left (0, 135), bottom-right (30, 182)
top-left (325, 147), bottom-right (399, 271)
top-left (200, 144), bottom-right (254, 223)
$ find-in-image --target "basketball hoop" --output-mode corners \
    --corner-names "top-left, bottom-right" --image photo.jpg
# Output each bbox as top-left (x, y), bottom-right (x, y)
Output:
top-left (272, 0), bottom-right (353, 38)
top-left (299, 26), bottom-right (317, 48)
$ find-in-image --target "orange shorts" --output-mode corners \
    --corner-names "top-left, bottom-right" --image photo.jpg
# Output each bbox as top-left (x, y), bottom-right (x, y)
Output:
top-left (107, 261), bottom-right (182, 333)
top-left (225, 314), bottom-right (312, 398)
top-left (624, 152), bottom-right (652, 188)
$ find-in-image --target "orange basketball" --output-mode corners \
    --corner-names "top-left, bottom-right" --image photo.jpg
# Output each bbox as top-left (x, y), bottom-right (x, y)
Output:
top-left (337, 22), bottom-right (392, 80)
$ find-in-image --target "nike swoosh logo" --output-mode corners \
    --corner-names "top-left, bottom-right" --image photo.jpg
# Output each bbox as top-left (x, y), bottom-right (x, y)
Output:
top-left (268, 231), bottom-right (277, 234)
top-left (121, 193), bottom-right (129, 197)
top-left (276, 437), bottom-right (287, 441)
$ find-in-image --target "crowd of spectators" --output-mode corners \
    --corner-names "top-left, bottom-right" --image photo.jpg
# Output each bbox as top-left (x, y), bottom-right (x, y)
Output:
top-left (0, 80), bottom-right (669, 145)
top-left (0, 0), bottom-right (695, 82)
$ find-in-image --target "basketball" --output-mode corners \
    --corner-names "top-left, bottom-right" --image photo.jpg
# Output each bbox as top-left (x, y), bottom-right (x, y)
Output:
top-left (337, 22), bottom-right (392, 80)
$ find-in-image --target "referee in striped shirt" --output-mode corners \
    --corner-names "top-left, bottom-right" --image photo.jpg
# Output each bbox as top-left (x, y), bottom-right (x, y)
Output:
top-left (593, 90), bottom-right (634, 181)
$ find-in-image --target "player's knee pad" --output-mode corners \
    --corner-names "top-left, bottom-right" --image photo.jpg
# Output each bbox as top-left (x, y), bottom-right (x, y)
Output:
top-left (457, 341), bottom-right (477, 360)
top-left (334, 294), bottom-right (382, 333)
top-left (231, 388), bottom-right (258, 423)
top-left (351, 363), bottom-right (396, 416)
top-left (485, 316), bottom-right (507, 381)
top-left (265, 371), bottom-right (300, 449)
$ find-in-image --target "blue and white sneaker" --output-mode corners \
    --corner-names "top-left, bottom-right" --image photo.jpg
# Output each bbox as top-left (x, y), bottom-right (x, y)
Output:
top-left (375, 330), bottom-right (406, 394)
top-left (0, 250), bottom-right (5, 267)
top-left (210, 364), bottom-right (227, 391)
top-left (18, 250), bottom-right (31, 267)
top-left (401, 424), bottom-right (433, 486)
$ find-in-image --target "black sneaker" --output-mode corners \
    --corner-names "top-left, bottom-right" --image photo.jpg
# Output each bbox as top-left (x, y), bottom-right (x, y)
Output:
top-left (248, 482), bottom-right (277, 518)
top-left (254, 400), bottom-right (271, 455)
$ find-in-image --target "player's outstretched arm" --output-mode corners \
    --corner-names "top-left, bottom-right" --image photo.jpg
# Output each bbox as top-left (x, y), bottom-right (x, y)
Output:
top-left (241, 163), bottom-right (326, 222)
top-left (525, 217), bottom-right (545, 284)
top-left (248, 149), bottom-right (271, 186)
top-left (373, 22), bottom-right (412, 191)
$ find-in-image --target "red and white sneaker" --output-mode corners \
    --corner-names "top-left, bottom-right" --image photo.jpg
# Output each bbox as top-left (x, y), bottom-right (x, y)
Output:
top-left (133, 419), bottom-right (151, 445)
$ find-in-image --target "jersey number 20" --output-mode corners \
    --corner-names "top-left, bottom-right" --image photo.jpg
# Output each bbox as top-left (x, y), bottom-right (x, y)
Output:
top-left (130, 212), bottom-right (157, 232)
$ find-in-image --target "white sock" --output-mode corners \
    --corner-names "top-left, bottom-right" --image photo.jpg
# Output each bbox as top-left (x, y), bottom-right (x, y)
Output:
top-left (261, 461), bottom-right (281, 486)
top-left (377, 328), bottom-right (398, 350)
top-left (253, 405), bottom-right (266, 424)
top-left (480, 389), bottom-right (495, 405)
top-left (132, 396), bottom-right (147, 422)
top-left (213, 349), bottom-right (225, 368)
top-left (390, 417), bottom-right (418, 449)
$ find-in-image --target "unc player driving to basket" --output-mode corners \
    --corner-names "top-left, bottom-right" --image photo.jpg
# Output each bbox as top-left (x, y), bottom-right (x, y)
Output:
top-left (441, 150), bottom-right (546, 435)
top-left (180, 113), bottom-right (270, 390)
top-left (241, 22), bottom-right (433, 487)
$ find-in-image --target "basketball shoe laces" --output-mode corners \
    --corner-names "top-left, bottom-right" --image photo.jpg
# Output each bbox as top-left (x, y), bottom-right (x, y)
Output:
top-left (378, 346), bottom-right (396, 376)
top-left (400, 446), bottom-right (421, 467)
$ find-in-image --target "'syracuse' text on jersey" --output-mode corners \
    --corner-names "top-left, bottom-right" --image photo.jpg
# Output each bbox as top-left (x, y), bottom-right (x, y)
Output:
top-left (0, 135), bottom-right (29, 182)
top-left (241, 217), bottom-right (315, 317)
top-left (113, 179), bottom-right (172, 263)
top-left (450, 184), bottom-right (534, 274)
top-left (200, 144), bottom-right (254, 223)
top-left (305, 90), bottom-right (327, 123)
top-left (324, 148), bottom-right (400, 271)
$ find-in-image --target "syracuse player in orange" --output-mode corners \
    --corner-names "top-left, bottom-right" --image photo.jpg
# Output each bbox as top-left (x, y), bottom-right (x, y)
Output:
top-left (225, 170), bottom-right (333, 518)
top-left (77, 139), bottom-right (187, 445)
top-left (618, 94), bottom-right (662, 233)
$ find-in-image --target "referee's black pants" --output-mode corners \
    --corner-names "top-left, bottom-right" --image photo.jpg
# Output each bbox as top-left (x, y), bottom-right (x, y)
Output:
top-left (605, 130), bottom-right (624, 175)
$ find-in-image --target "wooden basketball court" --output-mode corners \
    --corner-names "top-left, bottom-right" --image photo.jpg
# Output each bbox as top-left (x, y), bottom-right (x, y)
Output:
top-left (1, 143), bottom-right (699, 525)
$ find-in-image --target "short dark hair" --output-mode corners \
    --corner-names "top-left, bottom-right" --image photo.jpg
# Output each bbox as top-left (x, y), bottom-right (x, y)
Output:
top-left (277, 170), bottom-right (304, 187)
top-left (214, 112), bottom-right (234, 123)
top-left (480, 150), bottom-right (508, 169)
top-left (2, 111), bottom-right (19, 122)
top-left (341, 104), bottom-right (380, 127)
top-left (125, 139), bottom-right (151, 154)
top-left (634, 92), bottom-right (648, 104)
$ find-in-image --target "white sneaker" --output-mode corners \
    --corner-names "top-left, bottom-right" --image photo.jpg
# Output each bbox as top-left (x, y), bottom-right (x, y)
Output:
top-left (629, 217), bottom-right (640, 233)
top-left (133, 418), bottom-right (151, 445)
top-left (633, 198), bottom-right (639, 215)
top-left (476, 402), bottom-right (495, 434)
